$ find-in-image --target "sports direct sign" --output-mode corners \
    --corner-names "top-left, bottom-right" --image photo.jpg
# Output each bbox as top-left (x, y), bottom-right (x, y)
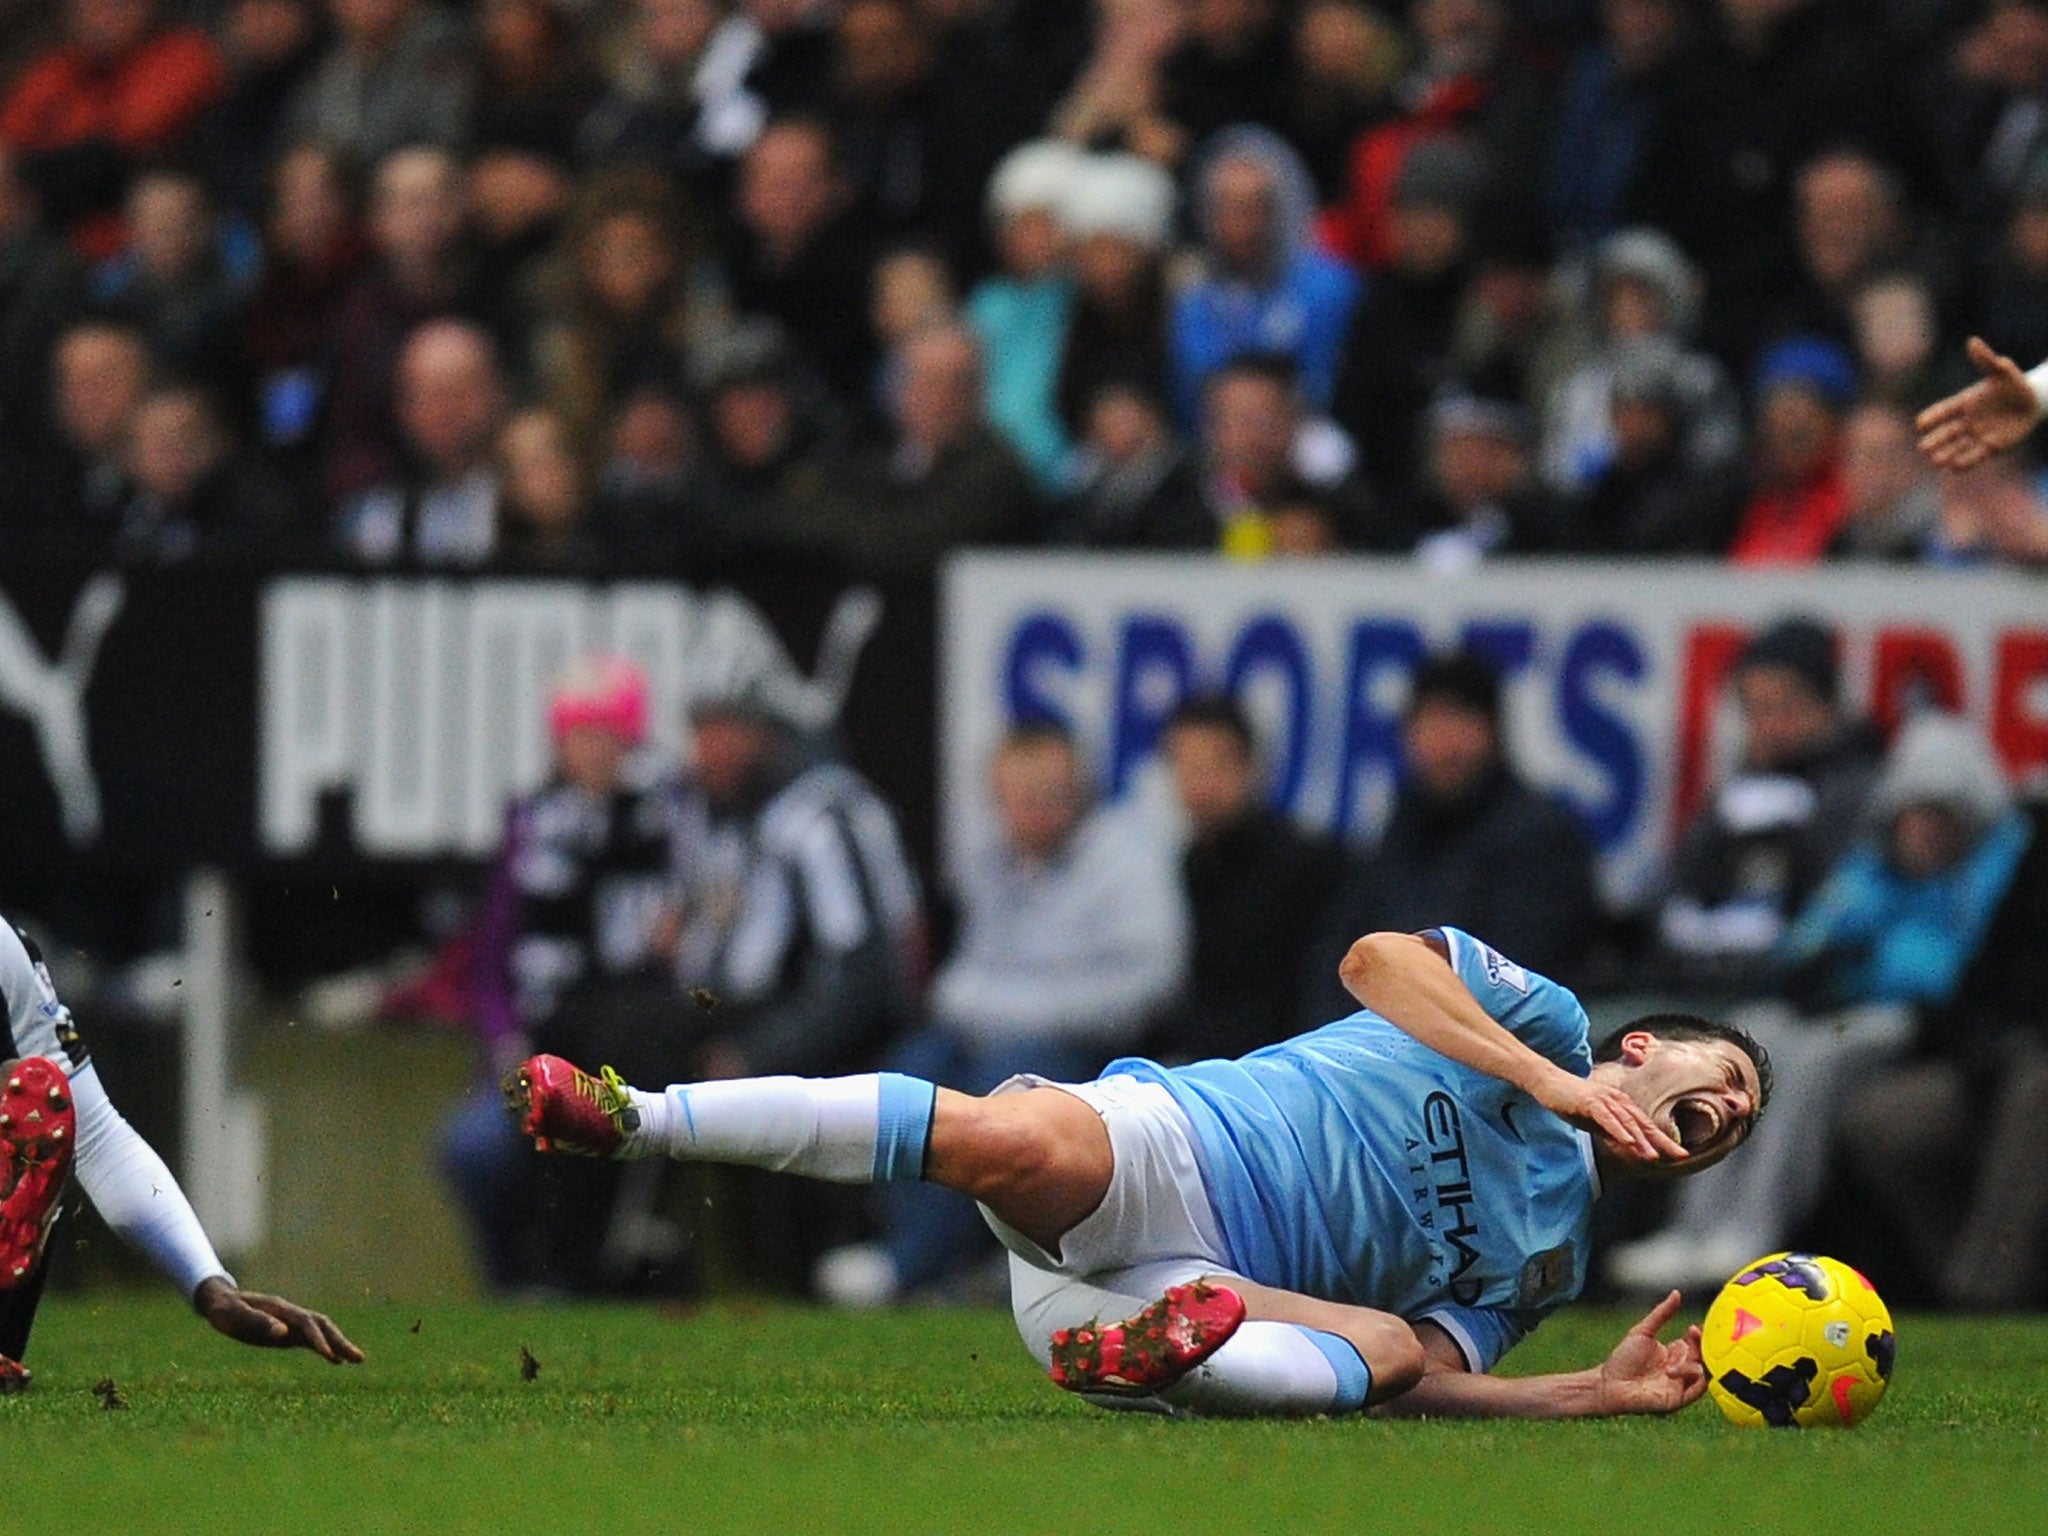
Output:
top-left (939, 556), bottom-right (2048, 904)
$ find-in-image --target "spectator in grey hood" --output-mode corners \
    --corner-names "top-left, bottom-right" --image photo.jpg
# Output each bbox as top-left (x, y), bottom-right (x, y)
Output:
top-left (1168, 124), bottom-right (1362, 428)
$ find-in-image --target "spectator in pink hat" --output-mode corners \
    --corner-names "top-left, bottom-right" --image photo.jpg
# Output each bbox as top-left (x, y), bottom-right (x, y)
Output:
top-left (432, 653), bottom-right (686, 1294)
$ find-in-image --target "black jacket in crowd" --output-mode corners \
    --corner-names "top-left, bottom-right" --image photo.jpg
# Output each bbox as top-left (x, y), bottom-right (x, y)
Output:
top-left (1146, 806), bottom-right (1344, 1064)
top-left (1653, 719), bottom-right (1886, 995)
top-left (1302, 763), bottom-right (1600, 1026)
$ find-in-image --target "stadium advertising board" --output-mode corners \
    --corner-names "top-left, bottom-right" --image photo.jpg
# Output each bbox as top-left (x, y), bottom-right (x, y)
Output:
top-left (0, 569), bottom-right (935, 890)
top-left (258, 577), bottom-right (888, 858)
top-left (940, 555), bottom-right (2048, 904)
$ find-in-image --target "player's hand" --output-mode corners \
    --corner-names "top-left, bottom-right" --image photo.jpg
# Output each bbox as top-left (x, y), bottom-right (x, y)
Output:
top-left (1530, 1069), bottom-right (1688, 1163)
top-left (195, 1276), bottom-right (366, 1364)
top-left (1595, 1290), bottom-right (1707, 1415)
top-left (1916, 336), bottom-right (2041, 469)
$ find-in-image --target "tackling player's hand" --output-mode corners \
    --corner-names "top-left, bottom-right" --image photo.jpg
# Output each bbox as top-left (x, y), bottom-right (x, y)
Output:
top-left (1595, 1290), bottom-right (1707, 1415)
top-left (1916, 336), bottom-right (2041, 469)
top-left (194, 1276), bottom-right (365, 1364)
top-left (1530, 1069), bottom-right (1688, 1163)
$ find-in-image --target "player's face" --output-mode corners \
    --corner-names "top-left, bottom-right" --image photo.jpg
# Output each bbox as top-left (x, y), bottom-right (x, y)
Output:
top-left (1617, 1033), bottom-right (1762, 1172)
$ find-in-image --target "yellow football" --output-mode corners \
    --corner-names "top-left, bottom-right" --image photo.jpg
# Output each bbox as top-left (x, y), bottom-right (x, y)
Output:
top-left (1700, 1252), bottom-right (1895, 1427)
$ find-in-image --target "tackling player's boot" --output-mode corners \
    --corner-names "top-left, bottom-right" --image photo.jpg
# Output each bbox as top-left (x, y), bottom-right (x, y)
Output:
top-left (504, 1054), bottom-right (641, 1158)
top-left (0, 1057), bottom-right (76, 1291)
top-left (1047, 1281), bottom-right (1247, 1396)
top-left (0, 1356), bottom-right (29, 1394)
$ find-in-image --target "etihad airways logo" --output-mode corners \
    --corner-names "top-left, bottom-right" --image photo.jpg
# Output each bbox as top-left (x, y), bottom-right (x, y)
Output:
top-left (1413, 1090), bottom-right (1485, 1306)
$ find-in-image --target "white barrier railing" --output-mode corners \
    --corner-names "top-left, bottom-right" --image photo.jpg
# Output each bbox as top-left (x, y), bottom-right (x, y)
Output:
top-left (181, 869), bottom-right (266, 1257)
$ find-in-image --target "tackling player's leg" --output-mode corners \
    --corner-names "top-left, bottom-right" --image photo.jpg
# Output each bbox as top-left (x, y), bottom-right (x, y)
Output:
top-left (0, 1056), bottom-right (79, 1392)
top-left (919, 1082), bottom-right (1111, 1254)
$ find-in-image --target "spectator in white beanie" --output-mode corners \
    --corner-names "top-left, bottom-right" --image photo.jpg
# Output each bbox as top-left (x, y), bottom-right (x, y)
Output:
top-left (987, 138), bottom-right (1091, 231)
top-left (1061, 150), bottom-right (1179, 250)
top-left (967, 141), bottom-right (1089, 493)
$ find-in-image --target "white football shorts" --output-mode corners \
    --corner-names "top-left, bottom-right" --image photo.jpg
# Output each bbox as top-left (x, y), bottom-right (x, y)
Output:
top-left (977, 1072), bottom-right (1246, 1369)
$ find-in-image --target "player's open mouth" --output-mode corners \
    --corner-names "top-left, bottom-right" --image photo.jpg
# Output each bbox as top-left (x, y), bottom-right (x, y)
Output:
top-left (1670, 1097), bottom-right (1721, 1153)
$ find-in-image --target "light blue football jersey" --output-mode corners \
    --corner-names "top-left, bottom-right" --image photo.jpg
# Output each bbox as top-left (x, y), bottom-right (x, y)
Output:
top-left (1105, 927), bottom-right (1601, 1372)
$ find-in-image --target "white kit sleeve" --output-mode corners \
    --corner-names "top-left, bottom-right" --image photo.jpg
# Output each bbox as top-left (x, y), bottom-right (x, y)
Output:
top-left (67, 1062), bottom-right (234, 1301)
top-left (2024, 360), bottom-right (2048, 414)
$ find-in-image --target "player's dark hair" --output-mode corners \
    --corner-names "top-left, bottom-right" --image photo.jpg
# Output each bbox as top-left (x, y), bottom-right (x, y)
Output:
top-left (1594, 1012), bottom-right (1774, 1120)
top-left (1164, 694), bottom-right (1255, 755)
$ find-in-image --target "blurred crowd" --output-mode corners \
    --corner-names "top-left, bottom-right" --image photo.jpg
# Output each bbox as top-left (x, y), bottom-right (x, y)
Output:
top-left (7, 0), bottom-right (2048, 569)
top-left (423, 633), bottom-right (2046, 1312)
top-left (4, 0), bottom-right (2048, 1309)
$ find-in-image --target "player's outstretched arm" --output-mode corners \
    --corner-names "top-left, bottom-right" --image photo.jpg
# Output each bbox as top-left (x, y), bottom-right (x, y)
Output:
top-left (1916, 336), bottom-right (2044, 469)
top-left (1374, 1293), bottom-right (1706, 1420)
top-left (194, 1277), bottom-right (364, 1363)
top-left (64, 1062), bottom-right (365, 1365)
top-left (1338, 932), bottom-right (1685, 1163)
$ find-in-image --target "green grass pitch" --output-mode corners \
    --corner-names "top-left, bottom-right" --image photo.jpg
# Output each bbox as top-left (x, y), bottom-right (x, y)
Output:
top-left (6, 1295), bottom-right (2047, 1535)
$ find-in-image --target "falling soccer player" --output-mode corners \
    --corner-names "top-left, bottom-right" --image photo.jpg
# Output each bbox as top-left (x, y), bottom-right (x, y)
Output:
top-left (509, 928), bottom-right (1769, 1419)
top-left (1, 918), bottom-right (363, 1391)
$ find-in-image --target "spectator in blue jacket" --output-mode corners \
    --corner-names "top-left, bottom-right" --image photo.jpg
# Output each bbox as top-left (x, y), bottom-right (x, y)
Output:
top-left (1169, 124), bottom-right (1361, 429)
top-left (1840, 781), bottom-right (2048, 1310)
top-left (966, 139), bottom-right (1084, 495)
top-left (1780, 713), bottom-right (2028, 1013)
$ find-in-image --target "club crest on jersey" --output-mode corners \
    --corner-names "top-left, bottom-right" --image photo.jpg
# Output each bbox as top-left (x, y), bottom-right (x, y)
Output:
top-left (1517, 1245), bottom-right (1576, 1307)
top-left (1479, 943), bottom-right (1528, 995)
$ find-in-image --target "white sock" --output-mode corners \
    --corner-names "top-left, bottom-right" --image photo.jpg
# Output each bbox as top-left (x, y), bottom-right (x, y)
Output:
top-left (627, 1073), bottom-right (936, 1183)
top-left (1145, 1322), bottom-right (1372, 1418)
